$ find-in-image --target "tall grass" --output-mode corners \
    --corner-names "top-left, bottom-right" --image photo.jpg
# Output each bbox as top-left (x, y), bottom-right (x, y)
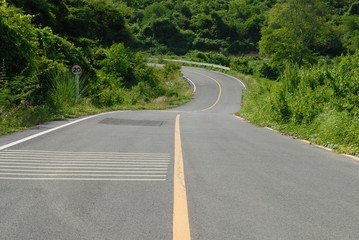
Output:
top-left (238, 51), bottom-right (359, 155)
top-left (47, 71), bottom-right (86, 112)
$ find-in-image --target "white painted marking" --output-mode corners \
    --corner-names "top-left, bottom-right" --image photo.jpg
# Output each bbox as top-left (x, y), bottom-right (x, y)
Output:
top-left (312, 144), bottom-right (333, 152)
top-left (0, 154), bottom-right (169, 161)
top-left (262, 127), bottom-right (359, 161)
top-left (233, 114), bottom-right (245, 121)
top-left (0, 154), bottom-right (170, 159)
top-left (264, 127), bottom-right (281, 133)
top-left (4, 149), bottom-right (170, 156)
top-left (0, 157), bottom-right (170, 163)
top-left (300, 139), bottom-right (311, 144)
top-left (184, 69), bottom-right (222, 112)
top-left (0, 169), bottom-right (167, 173)
top-left (0, 112), bottom-right (117, 151)
top-left (213, 71), bottom-right (246, 88)
top-left (0, 177), bottom-right (166, 181)
top-left (0, 162), bottom-right (168, 167)
top-left (0, 158), bottom-right (169, 164)
top-left (342, 154), bottom-right (359, 162)
top-left (183, 76), bottom-right (197, 94)
top-left (0, 150), bottom-right (170, 181)
top-left (198, 74), bottom-right (222, 112)
top-left (0, 168), bottom-right (167, 174)
top-left (0, 173), bottom-right (166, 177)
top-left (0, 166), bottom-right (167, 170)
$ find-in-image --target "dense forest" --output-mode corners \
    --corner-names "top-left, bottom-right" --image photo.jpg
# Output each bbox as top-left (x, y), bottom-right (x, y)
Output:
top-left (1, 0), bottom-right (359, 153)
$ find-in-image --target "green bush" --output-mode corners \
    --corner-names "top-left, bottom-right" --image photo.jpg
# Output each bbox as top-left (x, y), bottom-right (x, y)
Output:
top-left (164, 62), bottom-right (181, 75)
top-left (98, 86), bottom-right (126, 107)
top-left (230, 56), bottom-right (279, 79)
top-left (99, 43), bottom-right (149, 88)
top-left (311, 109), bottom-right (359, 152)
top-left (239, 51), bottom-right (359, 155)
top-left (230, 57), bottom-right (250, 74)
top-left (185, 50), bottom-right (230, 66)
top-left (0, 3), bottom-right (39, 77)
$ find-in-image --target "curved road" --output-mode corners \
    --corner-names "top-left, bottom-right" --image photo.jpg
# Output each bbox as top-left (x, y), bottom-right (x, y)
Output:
top-left (0, 67), bottom-right (358, 239)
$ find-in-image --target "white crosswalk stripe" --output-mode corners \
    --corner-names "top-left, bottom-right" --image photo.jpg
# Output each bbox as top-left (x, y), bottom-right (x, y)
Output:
top-left (0, 150), bottom-right (170, 181)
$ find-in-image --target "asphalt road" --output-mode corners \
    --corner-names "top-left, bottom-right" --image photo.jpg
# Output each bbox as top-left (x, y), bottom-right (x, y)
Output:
top-left (0, 66), bottom-right (358, 239)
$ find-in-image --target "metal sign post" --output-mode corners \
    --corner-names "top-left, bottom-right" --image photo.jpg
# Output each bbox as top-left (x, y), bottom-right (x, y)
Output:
top-left (71, 64), bottom-right (82, 100)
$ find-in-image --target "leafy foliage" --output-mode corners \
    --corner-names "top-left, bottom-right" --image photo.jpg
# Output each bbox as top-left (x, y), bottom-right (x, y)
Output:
top-left (0, 0), bottom-right (193, 134)
top-left (240, 51), bottom-right (359, 154)
top-left (63, 0), bottom-right (134, 46)
top-left (259, 0), bottom-right (340, 65)
top-left (132, 0), bottom-right (277, 54)
top-left (0, 3), bottom-right (39, 76)
top-left (342, 13), bottom-right (359, 52)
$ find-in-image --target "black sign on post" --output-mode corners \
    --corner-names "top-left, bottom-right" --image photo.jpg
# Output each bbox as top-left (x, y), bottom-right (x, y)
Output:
top-left (71, 64), bottom-right (82, 99)
top-left (71, 64), bottom-right (83, 75)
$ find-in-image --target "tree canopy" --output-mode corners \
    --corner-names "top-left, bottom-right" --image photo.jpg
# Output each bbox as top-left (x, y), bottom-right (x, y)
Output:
top-left (4, 0), bottom-right (356, 59)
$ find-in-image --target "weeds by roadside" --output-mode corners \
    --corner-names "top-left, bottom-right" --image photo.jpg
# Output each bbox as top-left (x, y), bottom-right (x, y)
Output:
top-left (0, 61), bottom-right (191, 135)
top-left (235, 52), bottom-right (359, 156)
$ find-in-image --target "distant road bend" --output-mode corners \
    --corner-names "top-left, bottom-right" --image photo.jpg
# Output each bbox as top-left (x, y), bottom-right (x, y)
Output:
top-left (0, 66), bottom-right (358, 239)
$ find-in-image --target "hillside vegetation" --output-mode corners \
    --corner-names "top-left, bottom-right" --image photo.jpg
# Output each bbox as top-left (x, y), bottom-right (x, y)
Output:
top-left (0, 0), bottom-right (192, 134)
top-left (1, 0), bottom-right (359, 155)
top-left (238, 52), bottom-right (359, 155)
top-left (237, 0), bottom-right (359, 155)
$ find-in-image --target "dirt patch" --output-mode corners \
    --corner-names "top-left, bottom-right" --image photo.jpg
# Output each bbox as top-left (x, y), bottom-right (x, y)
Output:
top-left (152, 96), bottom-right (169, 104)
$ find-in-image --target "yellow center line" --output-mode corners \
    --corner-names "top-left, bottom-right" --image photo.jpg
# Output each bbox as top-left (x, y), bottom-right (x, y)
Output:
top-left (186, 70), bottom-right (222, 112)
top-left (173, 114), bottom-right (191, 240)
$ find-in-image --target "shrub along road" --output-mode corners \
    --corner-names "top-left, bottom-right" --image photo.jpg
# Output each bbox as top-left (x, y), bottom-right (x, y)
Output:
top-left (0, 67), bottom-right (358, 239)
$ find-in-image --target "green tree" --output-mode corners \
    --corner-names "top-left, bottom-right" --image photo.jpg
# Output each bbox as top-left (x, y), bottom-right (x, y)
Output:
top-left (142, 2), bottom-right (170, 23)
top-left (226, 0), bottom-right (276, 52)
top-left (259, 0), bottom-right (339, 65)
top-left (62, 0), bottom-right (134, 46)
top-left (99, 43), bottom-right (154, 88)
top-left (0, 2), bottom-right (39, 76)
top-left (8, 0), bottom-right (67, 32)
top-left (342, 2), bottom-right (359, 52)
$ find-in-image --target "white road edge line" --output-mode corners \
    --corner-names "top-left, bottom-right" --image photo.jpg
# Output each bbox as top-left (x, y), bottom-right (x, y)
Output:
top-left (233, 115), bottom-right (246, 121)
top-left (264, 127), bottom-right (281, 134)
top-left (253, 122), bottom-right (359, 162)
top-left (342, 154), bottom-right (359, 162)
top-left (183, 76), bottom-right (197, 94)
top-left (213, 71), bottom-right (246, 88)
top-left (0, 112), bottom-right (118, 151)
top-left (227, 74), bottom-right (359, 162)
